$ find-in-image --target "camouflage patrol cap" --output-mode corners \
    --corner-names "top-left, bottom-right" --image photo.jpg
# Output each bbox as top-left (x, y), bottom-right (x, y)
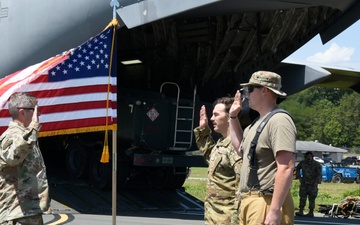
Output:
top-left (240, 71), bottom-right (287, 97)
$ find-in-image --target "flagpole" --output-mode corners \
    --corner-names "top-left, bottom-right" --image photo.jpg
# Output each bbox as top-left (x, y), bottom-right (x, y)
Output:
top-left (109, 1), bottom-right (119, 225)
top-left (112, 130), bottom-right (117, 225)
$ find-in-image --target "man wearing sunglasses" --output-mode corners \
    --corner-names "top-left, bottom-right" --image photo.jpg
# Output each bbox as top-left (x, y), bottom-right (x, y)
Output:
top-left (0, 92), bottom-right (50, 225)
top-left (229, 71), bottom-right (296, 225)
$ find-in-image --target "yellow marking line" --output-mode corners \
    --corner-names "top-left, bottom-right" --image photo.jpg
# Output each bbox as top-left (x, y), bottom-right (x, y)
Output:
top-left (47, 214), bottom-right (69, 225)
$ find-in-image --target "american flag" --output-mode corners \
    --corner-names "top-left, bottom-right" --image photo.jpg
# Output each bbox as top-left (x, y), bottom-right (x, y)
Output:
top-left (0, 25), bottom-right (117, 137)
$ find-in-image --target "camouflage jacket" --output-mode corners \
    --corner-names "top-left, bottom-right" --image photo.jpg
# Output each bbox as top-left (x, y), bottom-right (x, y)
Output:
top-left (0, 121), bottom-right (50, 222)
top-left (194, 126), bottom-right (242, 199)
top-left (296, 159), bottom-right (322, 185)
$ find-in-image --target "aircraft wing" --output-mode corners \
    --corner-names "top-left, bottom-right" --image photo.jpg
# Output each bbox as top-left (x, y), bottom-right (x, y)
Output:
top-left (277, 59), bottom-right (360, 94)
top-left (117, 0), bottom-right (357, 30)
top-left (319, 65), bottom-right (360, 91)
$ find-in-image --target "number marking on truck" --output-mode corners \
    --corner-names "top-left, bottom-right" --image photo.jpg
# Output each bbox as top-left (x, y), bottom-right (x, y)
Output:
top-left (162, 157), bottom-right (173, 164)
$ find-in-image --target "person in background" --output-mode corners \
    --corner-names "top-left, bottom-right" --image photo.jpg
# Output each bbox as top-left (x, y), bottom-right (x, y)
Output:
top-left (0, 92), bottom-right (50, 225)
top-left (229, 71), bottom-right (296, 225)
top-left (295, 151), bottom-right (322, 217)
top-left (194, 97), bottom-right (242, 225)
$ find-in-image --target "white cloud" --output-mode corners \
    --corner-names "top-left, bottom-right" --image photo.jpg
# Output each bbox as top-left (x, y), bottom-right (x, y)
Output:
top-left (306, 43), bottom-right (355, 63)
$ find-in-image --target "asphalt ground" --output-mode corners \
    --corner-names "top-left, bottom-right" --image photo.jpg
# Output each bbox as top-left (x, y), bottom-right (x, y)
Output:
top-left (42, 211), bottom-right (360, 225)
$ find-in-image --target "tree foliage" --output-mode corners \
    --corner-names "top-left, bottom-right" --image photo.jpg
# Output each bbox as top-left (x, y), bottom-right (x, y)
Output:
top-left (280, 86), bottom-right (360, 148)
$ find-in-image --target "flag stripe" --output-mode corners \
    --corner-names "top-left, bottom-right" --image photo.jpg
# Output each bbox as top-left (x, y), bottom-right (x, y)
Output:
top-left (38, 92), bottom-right (116, 106)
top-left (25, 84), bottom-right (117, 100)
top-left (25, 75), bottom-right (117, 90)
top-left (41, 108), bottom-right (117, 123)
top-left (0, 109), bottom-right (117, 135)
top-left (0, 92), bottom-right (117, 110)
top-left (0, 100), bottom-right (117, 117)
top-left (0, 108), bottom-right (117, 125)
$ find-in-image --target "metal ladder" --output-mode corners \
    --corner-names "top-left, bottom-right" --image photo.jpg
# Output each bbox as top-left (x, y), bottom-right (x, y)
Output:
top-left (160, 82), bottom-right (196, 150)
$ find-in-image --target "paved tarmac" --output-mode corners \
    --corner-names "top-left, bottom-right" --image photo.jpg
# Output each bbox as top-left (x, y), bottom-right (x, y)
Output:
top-left (42, 211), bottom-right (360, 225)
top-left (43, 171), bottom-right (360, 224)
top-left (43, 211), bottom-right (204, 225)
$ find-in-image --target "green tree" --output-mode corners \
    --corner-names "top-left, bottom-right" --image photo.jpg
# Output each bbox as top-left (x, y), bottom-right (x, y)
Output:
top-left (296, 86), bottom-right (350, 107)
top-left (280, 86), bottom-right (360, 148)
top-left (309, 98), bottom-right (334, 144)
top-left (280, 95), bottom-right (313, 141)
top-left (335, 92), bottom-right (360, 147)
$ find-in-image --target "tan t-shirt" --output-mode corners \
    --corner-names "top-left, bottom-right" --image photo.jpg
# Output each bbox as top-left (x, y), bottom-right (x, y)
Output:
top-left (239, 112), bottom-right (296, 193)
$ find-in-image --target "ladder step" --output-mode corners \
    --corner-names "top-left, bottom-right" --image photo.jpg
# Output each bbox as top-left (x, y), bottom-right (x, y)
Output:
top-left (175, 130), bottom-right (192, 133)
top-left (169, 147), bottom-right (188, 150)
top-left (177, 118), bottom-right (193, 121)
top-left (175, 141), bottom-right (192, 144)
top-left (178, 106), bottom-right (193, 109)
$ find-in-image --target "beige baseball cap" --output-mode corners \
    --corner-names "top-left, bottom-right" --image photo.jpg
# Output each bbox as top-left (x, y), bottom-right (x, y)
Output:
top-left (240, 71), bottom-right (287, 97)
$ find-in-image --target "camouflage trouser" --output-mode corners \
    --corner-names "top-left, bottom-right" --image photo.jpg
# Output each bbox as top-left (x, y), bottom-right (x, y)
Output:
top-left (1, 215), bottom-right (43, 225)
top-left (204, 194), bottom-right (240, 225)
top-left (299, 184), bottom-right (318, 211)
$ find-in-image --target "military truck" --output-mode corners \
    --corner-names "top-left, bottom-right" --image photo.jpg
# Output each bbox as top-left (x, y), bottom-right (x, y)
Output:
top-left (322, 163), bottom-right (360, 183)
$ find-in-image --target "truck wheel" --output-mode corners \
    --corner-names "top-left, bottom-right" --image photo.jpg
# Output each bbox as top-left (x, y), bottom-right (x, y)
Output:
top-left (88, 148), bottom-right (112, 189)
top-left (146, 167), bottom-right (170, 189)
top-left (172, 171), bottom-right (188, 189)
top-left (163, 167), bottom-right (188, 189)
top-left (332, 174), bottom-right (342, 183)
top-left (65, 141), bottom-right (88, 179)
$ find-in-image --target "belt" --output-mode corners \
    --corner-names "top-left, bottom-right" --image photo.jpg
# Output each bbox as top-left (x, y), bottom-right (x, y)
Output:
top-left (239, 190), bottom-right (273, 197)
top-left (208, 190), bottom-right (236, 198)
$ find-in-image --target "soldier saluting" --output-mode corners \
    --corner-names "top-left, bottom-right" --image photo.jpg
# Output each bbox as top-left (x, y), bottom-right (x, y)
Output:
top-left (194, 97), bottom-right (242, 225)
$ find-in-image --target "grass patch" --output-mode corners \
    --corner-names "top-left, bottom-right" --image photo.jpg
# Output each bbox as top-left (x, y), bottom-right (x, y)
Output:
top-left (184, 167), bottom-right (360, 212)
top-left (183, 167), bottom-right (207, 201)
top-left (183, 179), bottom-right (207, 201)
top-left (188, 167), bottom-right (207, 178)
top-left (292, 181), bottom-right (360, 210)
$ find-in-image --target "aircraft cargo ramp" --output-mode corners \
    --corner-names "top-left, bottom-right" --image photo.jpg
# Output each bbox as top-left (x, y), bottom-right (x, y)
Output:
top-left (48, 174), bottom-right (204, 215)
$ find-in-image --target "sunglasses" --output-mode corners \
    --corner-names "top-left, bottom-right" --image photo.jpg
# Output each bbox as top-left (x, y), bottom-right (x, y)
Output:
top-left (17, 107), bottom-right (35, 111)
top-left (247, 85), bottom-right (262, 93)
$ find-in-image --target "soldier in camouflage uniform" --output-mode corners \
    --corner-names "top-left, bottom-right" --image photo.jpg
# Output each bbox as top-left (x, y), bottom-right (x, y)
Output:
top-left (295, 151), bottom-right (322, 217)
top-left (194, 97), bottom-right (242, 225)
top-left (0, 93), bottom-right (50, 225)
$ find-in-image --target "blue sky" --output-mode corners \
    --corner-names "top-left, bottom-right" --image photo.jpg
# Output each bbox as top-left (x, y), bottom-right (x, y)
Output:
top-left (285, 20), bottom-right (360, 70)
